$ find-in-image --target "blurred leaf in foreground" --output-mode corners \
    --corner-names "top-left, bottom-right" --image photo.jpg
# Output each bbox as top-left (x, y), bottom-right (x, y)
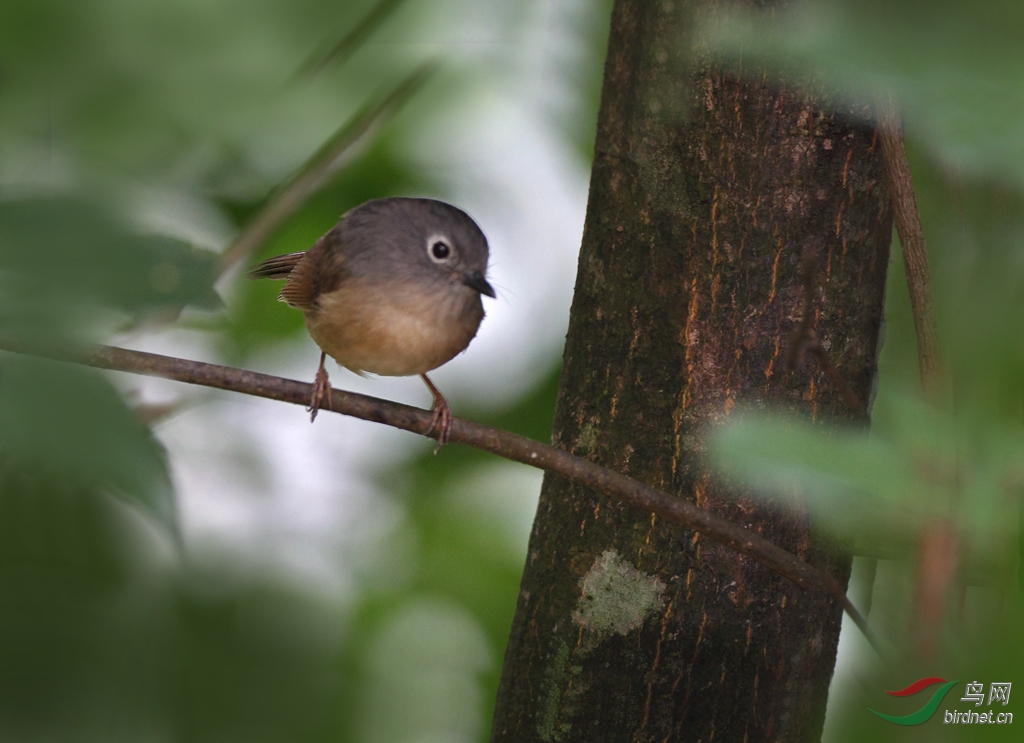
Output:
top-left (0, 197), bottom-right (220, 339)
top-left (825, 591), bottom-right (1024, 742)
top-left (711, 394), bottom-right (1024, 573)
top-left (0, 355), bottom-right (176, 529)
top-left (314, 364), bottom-right (560, 742)
top-left (702, 0), bottom-right (1024, 186)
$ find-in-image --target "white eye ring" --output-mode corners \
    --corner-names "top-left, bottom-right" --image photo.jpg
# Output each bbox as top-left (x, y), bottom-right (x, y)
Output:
top-left (427, 236), bottom-right (453, 263)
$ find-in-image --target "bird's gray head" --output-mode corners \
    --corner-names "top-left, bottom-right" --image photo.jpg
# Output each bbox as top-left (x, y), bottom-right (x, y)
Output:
top-left (338, 197), bottom-right (495, 299)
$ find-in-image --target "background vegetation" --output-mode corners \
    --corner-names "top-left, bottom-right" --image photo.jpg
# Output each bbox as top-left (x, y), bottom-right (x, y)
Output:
top-left (0, 0), bottom-right (1020, 740)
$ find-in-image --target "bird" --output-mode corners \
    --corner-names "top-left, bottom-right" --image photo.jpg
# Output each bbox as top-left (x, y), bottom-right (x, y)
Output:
top-left (247, 197), bottom-right (495, 446)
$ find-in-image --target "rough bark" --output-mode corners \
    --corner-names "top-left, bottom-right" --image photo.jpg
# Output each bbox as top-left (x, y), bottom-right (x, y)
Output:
top-left (490, 1), bottom-right (892, 742)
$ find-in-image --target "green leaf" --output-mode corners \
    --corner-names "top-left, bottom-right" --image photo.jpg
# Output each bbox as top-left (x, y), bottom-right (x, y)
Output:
top-left (711, 395), bottom-right (1024, 561)
top-left (703, 0), bottom-right (1024, 185)
top-left (712, 413), bottom-right (929, 540)
top-left (0, 197), bottom-right (221, 326)
top-left (0, 355), bottom-right (176, 529)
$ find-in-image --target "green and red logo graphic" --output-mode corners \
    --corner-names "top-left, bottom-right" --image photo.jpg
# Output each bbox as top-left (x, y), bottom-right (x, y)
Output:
top-left (870, 677), bottom-right (959, 725)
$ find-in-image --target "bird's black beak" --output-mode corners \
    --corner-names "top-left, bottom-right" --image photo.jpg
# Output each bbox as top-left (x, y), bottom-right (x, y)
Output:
top-left (462, 271), bottom-right (496, 298)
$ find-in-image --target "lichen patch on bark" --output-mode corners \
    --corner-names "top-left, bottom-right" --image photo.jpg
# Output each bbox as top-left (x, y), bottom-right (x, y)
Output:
top-left (572, 550), bottom-right (667, 636)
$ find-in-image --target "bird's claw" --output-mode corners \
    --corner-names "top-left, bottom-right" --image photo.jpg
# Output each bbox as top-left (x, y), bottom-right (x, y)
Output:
top-left (308, 361), bottom-right (333, 422)
top-left (425, 398), bottom-right (453, 451)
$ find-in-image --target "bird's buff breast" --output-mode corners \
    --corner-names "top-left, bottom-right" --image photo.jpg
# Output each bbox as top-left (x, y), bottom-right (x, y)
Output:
top-left (305, 281), bottom-right (484, 376)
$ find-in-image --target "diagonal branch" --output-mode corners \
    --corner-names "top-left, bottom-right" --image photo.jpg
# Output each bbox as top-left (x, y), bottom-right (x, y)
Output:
top-left (219, 60), bottom-right (438, 275)
top-left (295, 0), bottom-right (410, 78)
top-left (0, 337), bottom-right (883, 656)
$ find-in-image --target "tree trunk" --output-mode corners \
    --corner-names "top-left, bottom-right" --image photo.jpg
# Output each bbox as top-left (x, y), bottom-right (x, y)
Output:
top-left (490, 1), bottom-right (891, 741)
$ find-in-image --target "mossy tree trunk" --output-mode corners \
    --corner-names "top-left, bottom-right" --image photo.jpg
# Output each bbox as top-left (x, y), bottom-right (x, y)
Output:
top-left (490, 1), bottom-right (891, 741)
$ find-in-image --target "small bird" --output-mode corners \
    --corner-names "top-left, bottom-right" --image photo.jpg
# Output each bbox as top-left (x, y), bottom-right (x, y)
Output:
top-left (247, 197), bottom-right (495, 445)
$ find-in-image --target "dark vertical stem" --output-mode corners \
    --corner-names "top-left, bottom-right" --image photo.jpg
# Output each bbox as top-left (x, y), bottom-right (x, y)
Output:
top-left (879, 110), bottom-right (953, 661)
top-left (878, 113), bottom-right (942, 396)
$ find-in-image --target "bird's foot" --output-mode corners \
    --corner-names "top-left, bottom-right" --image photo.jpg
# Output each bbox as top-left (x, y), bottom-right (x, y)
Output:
top-left (308, 353), bottom-right (333, 422)
top-left (421, 373), bottom-right (452, 451)
top-left (426, 398), bottom-right (453, 451)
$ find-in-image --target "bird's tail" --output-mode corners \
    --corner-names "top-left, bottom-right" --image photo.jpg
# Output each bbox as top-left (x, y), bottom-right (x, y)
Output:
top-left (246, 252), bottom-right (306, 280)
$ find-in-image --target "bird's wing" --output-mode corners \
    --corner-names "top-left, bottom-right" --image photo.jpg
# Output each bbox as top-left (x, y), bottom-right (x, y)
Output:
top-left (246, 229), bottom-right (347, 311)
top-left (280, 233), bottom-right (349, 311)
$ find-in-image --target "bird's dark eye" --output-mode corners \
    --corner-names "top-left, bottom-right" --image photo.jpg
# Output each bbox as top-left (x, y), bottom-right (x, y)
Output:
top-left (429, 240), bottom-right (451, 262)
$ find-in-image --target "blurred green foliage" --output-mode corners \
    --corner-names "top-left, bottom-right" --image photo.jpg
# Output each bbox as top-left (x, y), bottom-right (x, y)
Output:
top-left (0, 0), bottom-right (584, 740)
top-left (0, 356), bottom-right (176, 527)
top-left (0, 198), bottom-right (221, 335)
top-left (11, 0), bottom-right (1021, 740)
top-left (551, 0), bottom-right (615, 162)
top-left (315, 366), bottom-right (560, 741)
top-left (706, 1), bottom-right (1024, 738)
top-left (704, 0), bottom-right (1024, 186)
top-left (824, 592), bottom-right (1024, 741)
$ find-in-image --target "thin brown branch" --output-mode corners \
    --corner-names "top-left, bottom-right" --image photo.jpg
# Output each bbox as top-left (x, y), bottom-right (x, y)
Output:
top-left (295, 0), bottom-right (409, 78)
top-left (878, 111), bottom-right (943, 396)
top-left (219, 60), bottom-right (438, 274)
top-left (879, 107), bottom-right (953, 661)
top-left (0, 337), bottom-right (883, 656)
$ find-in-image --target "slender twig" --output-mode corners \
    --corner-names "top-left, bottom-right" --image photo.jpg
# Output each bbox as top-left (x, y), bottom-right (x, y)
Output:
top-left (219, 60), bottom-right (438, 274)
top-left (877, 111), bottom-right (942, 396)
top-left (879, 106), bottom-right (951, 661)
top-left (295, 0), bottom-right (409, 78)
top-left (0, 337), bottom-right (883, 656)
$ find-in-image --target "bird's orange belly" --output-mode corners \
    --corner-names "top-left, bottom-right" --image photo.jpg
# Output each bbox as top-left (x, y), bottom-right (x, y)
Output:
top-left (305, 283), bottom-right (483, 377)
